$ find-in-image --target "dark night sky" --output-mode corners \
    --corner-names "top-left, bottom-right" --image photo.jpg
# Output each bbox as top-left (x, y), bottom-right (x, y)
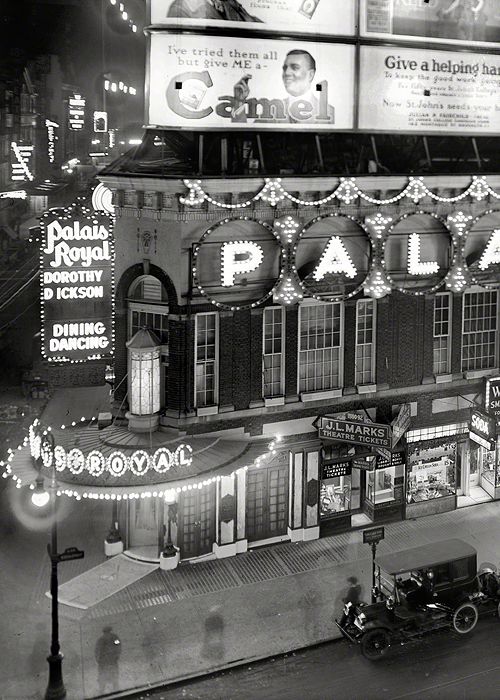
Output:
top-left (1, 0), bottom-right (146, 127)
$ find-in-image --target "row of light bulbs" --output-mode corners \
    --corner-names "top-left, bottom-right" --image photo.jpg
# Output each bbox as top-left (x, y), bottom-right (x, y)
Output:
top-left (181, 175), bottom-right (500, 210)
top-left (1, 416), bottom-right (283, 502)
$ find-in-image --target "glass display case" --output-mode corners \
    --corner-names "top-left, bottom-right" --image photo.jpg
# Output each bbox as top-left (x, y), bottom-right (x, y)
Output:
top-left (407, 440), bottom-right (456, 503)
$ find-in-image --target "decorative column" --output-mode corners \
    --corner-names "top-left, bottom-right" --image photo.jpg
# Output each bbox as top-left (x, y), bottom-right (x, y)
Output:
top-left (288, 448), bottom-right (320, 542)
top-left (213, 473), bottom-right (240, 559)
top-left (126, 328), bottom-right (161, 432)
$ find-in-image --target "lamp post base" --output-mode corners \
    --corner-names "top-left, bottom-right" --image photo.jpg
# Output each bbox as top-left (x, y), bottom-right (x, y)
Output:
top-left (45, 654), bottom-right (66, 700)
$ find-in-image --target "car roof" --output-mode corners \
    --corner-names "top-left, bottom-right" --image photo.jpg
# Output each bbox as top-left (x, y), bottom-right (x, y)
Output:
top-left (375, 539), bottom-right (477, 575)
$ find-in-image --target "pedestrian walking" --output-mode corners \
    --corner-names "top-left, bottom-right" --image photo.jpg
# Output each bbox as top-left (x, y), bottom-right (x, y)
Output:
top-left (95, 626), bottom-right (121, 694)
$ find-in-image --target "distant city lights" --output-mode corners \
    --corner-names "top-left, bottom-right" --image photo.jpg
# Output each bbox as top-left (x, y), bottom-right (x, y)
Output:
top-left (104, 80), bottom-right (137, 96)
top-left (11, 142), bottom-right (34, 182)
top-left (68, 94), bottom-right (85, 130)
top-left (45, 119), bottom-right (59, 163)
top-left (0, 190), bottom-right (27, 199)
top-left (108, 0), bottom-right (137, 33)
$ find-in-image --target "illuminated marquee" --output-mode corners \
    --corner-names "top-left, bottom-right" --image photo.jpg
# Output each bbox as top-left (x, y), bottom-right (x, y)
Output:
top-left (40, 202), bottom-right (114, 362)
top-left (29, 424), bottom-right (194, 477)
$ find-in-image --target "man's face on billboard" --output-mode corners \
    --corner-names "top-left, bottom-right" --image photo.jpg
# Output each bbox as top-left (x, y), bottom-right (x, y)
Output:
top-left (282, 53), bottom-right (315, 97)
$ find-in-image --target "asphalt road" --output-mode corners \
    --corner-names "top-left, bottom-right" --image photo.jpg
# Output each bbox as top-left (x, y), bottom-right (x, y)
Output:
top-left (127, 613), bottom-right (500, 700)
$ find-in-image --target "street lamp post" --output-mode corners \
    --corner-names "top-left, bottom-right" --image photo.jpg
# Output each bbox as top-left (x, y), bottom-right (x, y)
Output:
top-left (32, 430), bottom-right (66, 700)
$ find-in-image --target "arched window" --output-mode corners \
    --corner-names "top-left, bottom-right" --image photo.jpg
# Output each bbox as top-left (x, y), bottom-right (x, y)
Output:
top-left (127, 275), bottom-right (169, 407)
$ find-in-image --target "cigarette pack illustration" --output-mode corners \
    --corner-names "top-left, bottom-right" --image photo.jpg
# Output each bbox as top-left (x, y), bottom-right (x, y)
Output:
top-left (179, 79), bottom-right (208, 110)
top-left (298, 0), bottom-right (320, 20)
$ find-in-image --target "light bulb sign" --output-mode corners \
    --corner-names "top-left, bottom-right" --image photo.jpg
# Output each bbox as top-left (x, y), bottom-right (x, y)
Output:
top-left (40, 204), bottom-right (114, 362)
top-left (68, 94), bottom-right (85, 130)
top-left (464, 211), bottom-right (500, 287)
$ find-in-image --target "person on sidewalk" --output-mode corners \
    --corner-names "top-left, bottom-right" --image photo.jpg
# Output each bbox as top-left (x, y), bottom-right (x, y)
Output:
top-left (95, 626), bottom-right (121, 695)
top-left (343, 576), bottom-right (362, 606)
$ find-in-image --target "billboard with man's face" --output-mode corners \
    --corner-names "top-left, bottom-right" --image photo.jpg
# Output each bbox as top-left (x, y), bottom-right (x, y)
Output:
top-left (147, 33), bottom-right (355, 131)
top-left (361, 0), bottom-right (500, 48)
top-left (150, 0), bottom-right (356, 38)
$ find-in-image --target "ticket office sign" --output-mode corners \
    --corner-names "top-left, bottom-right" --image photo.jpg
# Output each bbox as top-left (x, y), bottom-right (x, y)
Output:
top-left (318, 417), bottom-right (392, 449)
top-left (359, 45), bottom-right (500, 134)
top-left (150, 0), bottom-right (356, 38)
top-left (361, 0), bottom-right (500, 49)
top-left (41, 209), bottom-right (114, 362)
top-left (148, 33), bottom-right (355, 131)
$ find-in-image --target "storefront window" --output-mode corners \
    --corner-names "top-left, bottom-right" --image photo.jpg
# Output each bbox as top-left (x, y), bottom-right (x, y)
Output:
top-left (320, 475), bottom-right (352, 516)
top-left (407, 440), bottom-right (456, 503)
top-left (320, 457), bottom-right (352, 518)
top-left (366, 467), bottom-right (395, 503)
top-left (365, 453), bottom-right (405, 504)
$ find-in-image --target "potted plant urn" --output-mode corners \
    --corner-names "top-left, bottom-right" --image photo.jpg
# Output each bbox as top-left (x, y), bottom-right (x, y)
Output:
top-left (159, 516), bottom-right (180, 570)
top-left (159, 541), bottom-right (180, 570)
top-left (104, 522), bottom-right (124, 557)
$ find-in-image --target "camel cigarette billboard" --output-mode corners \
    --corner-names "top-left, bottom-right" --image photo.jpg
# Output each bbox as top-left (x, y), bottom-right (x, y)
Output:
top-left (148, 32), bottom-right (355, 130)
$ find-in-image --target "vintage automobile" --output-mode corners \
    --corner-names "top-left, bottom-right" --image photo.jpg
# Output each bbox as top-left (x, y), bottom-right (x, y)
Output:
top-left (336, 538), bottom-right (497, 661)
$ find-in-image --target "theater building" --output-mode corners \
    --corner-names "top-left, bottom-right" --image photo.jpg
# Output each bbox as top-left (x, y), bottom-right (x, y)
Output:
top-left (5, 1), bottom-right (500, 564)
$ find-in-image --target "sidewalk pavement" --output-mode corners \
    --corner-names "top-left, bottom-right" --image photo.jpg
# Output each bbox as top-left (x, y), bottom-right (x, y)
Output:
top-left (1, 477), bottom-right (499, 700)
top-left (1, 388), bottom-right (500, 699)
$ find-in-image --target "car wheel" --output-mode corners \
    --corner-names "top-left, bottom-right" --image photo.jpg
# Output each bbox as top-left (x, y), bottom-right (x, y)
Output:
top-left (360, 629), bottom-right (391, 661)
top-left (452, 602), bottom-right (478, 634)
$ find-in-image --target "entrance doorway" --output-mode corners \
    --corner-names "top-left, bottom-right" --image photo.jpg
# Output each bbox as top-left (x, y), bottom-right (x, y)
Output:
top-left (246, 464), bottom-right (289, 542)
top-left (127, 498), bottom-right (162, 559)
top-left (178, 484), bottom-right (216, 559)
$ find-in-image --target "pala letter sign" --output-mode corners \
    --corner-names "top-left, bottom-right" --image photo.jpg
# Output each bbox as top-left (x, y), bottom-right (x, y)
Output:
top-left (469, 408), bottom-right (496, 451)
top-left (317, 416), bottom-right (391, 449)
top-left (40, 204), bottom-right (114, 363)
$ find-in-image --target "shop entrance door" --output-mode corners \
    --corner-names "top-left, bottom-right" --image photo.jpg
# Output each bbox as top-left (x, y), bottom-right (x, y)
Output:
top-left (469, 448), bottom-right (480, 487)
top-left (178, 484), bottom-right (215, 559)
top-left (246, 464), bottom-right (288, 542)
top-left (128, 498), bottom-right (162, 551)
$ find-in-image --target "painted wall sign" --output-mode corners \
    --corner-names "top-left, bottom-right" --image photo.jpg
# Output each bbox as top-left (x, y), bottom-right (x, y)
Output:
top-left (40, 203), bottom-right (114, 362)
top-left (148, 33), bottom-right (355, 131)
top-left (359, 45), bottom-right (500, 134)
top-left (361, 0), bottom-right (500, 48)
top-left (318, 416), bottom-right (392, 449)
top-left (150, 0), bottom-right (356, 38)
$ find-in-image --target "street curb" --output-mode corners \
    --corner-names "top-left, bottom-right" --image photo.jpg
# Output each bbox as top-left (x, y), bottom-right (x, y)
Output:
top-left (90, 633), bottom-right (344, 699)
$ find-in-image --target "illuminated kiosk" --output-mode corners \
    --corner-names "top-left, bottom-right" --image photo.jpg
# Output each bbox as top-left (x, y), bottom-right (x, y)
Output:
top-left (126, 328), bottom-right (161, 433)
